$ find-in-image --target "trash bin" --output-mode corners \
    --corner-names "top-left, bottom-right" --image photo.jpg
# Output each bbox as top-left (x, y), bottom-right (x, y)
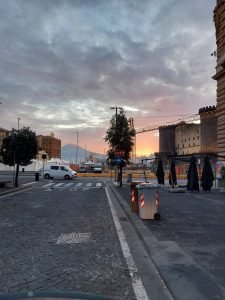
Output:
top-left (136, 183), bottom-right (160, 220)
top-left (127, 173), bottom-right (132, 183)
top-left (130, 181), bottom-right (143, 212)
top-left (35, 172), bottom-right (39, 181)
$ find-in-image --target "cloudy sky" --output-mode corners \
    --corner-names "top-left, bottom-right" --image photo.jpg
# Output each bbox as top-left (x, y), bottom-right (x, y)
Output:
top-left (0, 0), bottom-right (217, 156)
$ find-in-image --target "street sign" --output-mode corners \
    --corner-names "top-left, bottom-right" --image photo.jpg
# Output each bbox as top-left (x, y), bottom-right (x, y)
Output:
top-left (114, 157), bottom-right (123, 165)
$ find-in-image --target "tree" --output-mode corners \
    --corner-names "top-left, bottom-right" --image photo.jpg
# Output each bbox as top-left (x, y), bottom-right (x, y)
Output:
top-left (0, 127), bottom-right (38, 187)
top-left (105, 109), bottom-right (135, 186)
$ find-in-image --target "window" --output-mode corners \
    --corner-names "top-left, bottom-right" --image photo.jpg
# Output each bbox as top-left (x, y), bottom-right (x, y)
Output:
top-left (193, 137), bottom-right (195, 140)
top-left (197, 136), bottom-right (199, 140)
top-left (51, 166), bottom-right (59, 170)
top-left (60, 166), bottom-right (66, 171)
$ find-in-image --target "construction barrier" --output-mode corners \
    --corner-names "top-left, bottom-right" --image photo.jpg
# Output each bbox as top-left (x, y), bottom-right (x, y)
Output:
top-left (137, 183), bottom-right (160, 220)
top-left (130, 181), bottom-right (143, 212)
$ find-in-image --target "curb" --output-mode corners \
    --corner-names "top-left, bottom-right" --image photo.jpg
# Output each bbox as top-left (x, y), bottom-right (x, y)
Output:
top-left (110, 185), bottom-right (224, 300)
top-left (0, 182), bottom-right (34, 197)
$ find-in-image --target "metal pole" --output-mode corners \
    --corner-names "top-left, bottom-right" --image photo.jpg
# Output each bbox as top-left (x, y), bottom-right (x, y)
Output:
top-left (18, 118), bottom-right (20, 130)
top-left (13, 151), bottom-right (15, 188)
top-left (75, 132), bottom-right (78, 163)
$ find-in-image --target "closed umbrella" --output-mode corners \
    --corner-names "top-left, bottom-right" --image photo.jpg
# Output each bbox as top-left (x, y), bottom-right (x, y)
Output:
top-left (169, 159), bottom-right (177, 188)
top-left (201, 156), bottom-right (214, 192)
top-left (156, 159), bottom-right (165, 185)
top-left (187, 156), bottom-right (199, 192)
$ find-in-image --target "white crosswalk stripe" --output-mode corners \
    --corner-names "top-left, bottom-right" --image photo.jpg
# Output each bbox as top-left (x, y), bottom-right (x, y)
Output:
top-left (54, 183), bottom-right (64, 188)
top-left (42, 183), bottom-right (54, 188)
top-left (40, 182), bottom-right (104, 189)
top-left (64, 182), bottom-right (75, 187)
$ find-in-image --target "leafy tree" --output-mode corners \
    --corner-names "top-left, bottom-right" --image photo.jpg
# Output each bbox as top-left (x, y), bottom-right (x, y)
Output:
top-left (0, 127), bottom-right (38, 187)
top-left (105, 109), bottom-right (135, 186)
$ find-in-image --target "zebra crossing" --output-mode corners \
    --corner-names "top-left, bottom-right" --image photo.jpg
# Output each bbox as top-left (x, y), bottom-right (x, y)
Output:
top-left (40, 181), bottom-right (104, 190)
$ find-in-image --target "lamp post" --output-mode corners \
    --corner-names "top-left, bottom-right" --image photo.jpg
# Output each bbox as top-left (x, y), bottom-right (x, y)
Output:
top-left (18, 118), bottom-right (20, 130)
top-left (110, 106), bottom-right (123, 186)
top-left (75, 132), bottom-right (79, 164)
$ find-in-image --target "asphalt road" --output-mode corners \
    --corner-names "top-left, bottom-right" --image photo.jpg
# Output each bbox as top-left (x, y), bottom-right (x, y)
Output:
top-left (0, 178), bottom-right (139, 299)
top-left (1, 175), bottom-right (225, 299)
top-left (116, 185), bottom-right (225, 299)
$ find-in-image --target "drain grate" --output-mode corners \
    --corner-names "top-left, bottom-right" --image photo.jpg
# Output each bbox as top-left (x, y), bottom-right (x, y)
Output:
top-left (56, 232), bottom-right (91, 244)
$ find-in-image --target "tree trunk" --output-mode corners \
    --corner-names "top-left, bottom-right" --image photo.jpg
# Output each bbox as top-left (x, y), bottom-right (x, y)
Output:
top-left (119, 165), bottom-right (123, 187)
top-left (15, 163), bottom-right (20, 187)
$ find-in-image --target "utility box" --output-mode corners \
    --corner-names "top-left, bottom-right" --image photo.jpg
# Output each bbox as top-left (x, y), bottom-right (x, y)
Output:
top-left (137, 183), bottom-right (160, 220)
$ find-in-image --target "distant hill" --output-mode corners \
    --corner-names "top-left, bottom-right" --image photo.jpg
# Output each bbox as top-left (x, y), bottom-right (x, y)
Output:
top-left (61, 144), bottom-right (105, 163)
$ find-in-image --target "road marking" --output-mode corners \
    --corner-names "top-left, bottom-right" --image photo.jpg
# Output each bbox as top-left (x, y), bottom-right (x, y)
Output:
top-left (75, 183), bottom-right (83, 187)
top-left (64, 182), bottom-right (74, 187)
top-left (105, 187), bottom-right (149, 300)
top-left (96, 183), bottom-right (102, 188)
top-left (86, 183), bottom-right (92, 187)
top-left (54, 183), bottom-right (64, 188)
top-left (42, 183), bottom-right (54, 188)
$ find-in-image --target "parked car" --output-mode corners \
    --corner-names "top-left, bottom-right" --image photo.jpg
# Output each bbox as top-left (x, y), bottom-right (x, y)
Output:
top-left (78, 166), bottom-right (87, 173)
top-left (43, 165), bottom-right (77, 179)
top-left (93, 165), bottom-right (103, 173)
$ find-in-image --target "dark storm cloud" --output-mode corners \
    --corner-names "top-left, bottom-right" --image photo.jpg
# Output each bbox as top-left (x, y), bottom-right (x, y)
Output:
top-left (0, 0), bottom-right (216, 145)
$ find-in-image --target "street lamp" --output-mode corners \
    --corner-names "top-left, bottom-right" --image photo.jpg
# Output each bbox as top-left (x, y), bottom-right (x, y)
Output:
top-left (110, 107), bottom-right (122, 125)
top-left (75, 132), bottom-right (79, 164)
top-left (18, 117), bottom-right (20, 130)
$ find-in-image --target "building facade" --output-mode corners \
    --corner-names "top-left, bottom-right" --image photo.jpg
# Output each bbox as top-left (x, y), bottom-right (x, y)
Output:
top-left (158, 125), bottom-right (176, 156)
top-left (213, 1), bottom-right (225, 159)
top-left (199, 106), bottom-right (217, 153)
top-left (175, 123), bottom-right (201, 155)
top-left (37, 133), bottom-right (61, 159)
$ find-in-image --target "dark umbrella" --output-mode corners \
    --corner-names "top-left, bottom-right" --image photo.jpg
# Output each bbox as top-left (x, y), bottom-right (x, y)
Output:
top-left (201, 156), bottom-right (214, 192)
top-left (156, 159), bottom-right (165, 185)
top-left (187, 156), bottom-right (199, 192)
top-left (169, 159), bottom-right (177, 188)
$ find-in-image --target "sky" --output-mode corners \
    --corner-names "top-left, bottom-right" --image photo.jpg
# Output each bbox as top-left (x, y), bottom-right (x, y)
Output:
top-left (0, 0), bottom-right (217, 156)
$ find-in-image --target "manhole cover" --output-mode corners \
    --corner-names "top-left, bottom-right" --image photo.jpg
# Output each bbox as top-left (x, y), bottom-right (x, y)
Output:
top-left (56, 232), bottom-right (91, 244)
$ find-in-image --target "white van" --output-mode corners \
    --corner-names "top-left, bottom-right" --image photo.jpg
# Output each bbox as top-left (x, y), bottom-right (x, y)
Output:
top-left (43, 165), bottom-right (77, 179)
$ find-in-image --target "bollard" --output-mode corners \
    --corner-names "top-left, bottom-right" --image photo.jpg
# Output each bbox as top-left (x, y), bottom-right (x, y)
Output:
top-left (35, 172), bottom-right (39, 181)
top-left (127, 173), bottom-right (132, 183)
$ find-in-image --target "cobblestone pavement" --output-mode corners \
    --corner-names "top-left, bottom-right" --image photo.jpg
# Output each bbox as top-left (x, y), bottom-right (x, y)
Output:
top-left (0, 186), bottom-right (136, 299)
top-left (117, 185), bottom-right (225, 296)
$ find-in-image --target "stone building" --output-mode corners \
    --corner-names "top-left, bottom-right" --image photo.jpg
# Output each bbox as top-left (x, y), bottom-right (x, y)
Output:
top-left (213, 1), bottom-right (225, 159)
top-left (158, 125), bottom-right (176, 157)
top-left (199, 106), bottom-right (217, 153)
top-left (37, 133), bottom-right (61, 159)
top-left (158, 106), bottom-right (217, 157)
top-left (175, 123), bottom-right (201, 155)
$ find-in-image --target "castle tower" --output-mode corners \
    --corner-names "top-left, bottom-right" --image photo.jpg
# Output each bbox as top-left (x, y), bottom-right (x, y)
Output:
top-left (199, 106), bottom-right (217, 153)
top-left (213, 1), bottom-right (225, 159)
